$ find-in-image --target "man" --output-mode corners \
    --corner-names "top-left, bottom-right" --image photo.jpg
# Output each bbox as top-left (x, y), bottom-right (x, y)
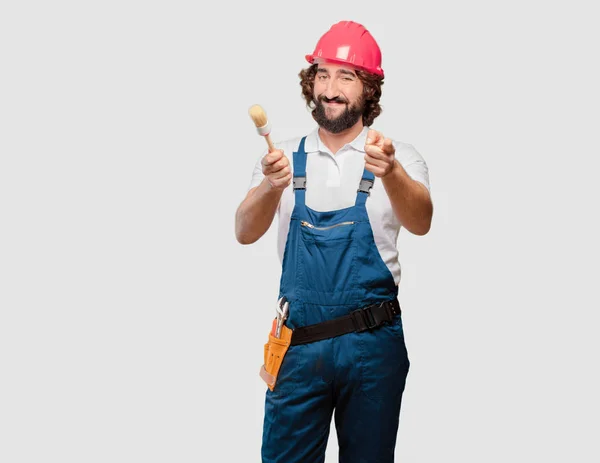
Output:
top-left (235, 20), bottom-right (433, 463)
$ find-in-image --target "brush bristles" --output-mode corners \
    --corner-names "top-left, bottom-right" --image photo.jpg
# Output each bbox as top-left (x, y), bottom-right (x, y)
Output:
top-left (249, 104), bottom-right (268, 128)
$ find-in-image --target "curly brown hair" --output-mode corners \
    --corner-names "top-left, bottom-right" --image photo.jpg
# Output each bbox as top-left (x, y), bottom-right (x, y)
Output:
top-left (298, 64), bottom-right (384, 127)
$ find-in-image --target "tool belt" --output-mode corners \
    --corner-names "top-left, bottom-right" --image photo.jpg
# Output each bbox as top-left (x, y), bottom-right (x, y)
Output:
top-left (290, 298), bottom-right (401, 345)
top-left (260, 298), bottom-right (401, 391)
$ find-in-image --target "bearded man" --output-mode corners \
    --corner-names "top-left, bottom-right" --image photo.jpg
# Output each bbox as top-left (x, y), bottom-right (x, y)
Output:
top-left (235, 20), bottom-right (433, 463)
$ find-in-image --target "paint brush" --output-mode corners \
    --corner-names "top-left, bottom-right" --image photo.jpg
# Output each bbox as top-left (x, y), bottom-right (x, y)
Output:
top-left (248, 104), bottom-right (276, 152)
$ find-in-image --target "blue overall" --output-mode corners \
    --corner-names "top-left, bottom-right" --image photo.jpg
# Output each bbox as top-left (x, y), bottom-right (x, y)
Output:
top-left (262, 137), bottom-right (410, 463)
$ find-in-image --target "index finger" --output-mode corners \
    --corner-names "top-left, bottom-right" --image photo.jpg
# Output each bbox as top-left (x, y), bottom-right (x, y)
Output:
top-left (366, 129), bottom-right (384, 147)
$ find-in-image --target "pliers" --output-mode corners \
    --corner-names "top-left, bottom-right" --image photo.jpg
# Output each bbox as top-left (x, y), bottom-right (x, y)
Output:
top-left (275, 296), bottom-right (289, 338)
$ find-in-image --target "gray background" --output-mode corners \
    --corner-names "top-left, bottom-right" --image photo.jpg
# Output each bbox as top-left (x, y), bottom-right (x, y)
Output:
top-left (1, 1), bottom-right (599, 462)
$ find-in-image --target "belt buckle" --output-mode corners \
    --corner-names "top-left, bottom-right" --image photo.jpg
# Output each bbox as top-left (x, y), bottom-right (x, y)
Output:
top-left (352, 306), bottom-right (377, 332)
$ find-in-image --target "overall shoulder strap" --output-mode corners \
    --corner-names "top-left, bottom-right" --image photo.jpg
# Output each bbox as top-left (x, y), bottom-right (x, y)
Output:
top-left (355, 168), bottom-right (375, 206)
top-left (292, 136), bottom-right (308, 206)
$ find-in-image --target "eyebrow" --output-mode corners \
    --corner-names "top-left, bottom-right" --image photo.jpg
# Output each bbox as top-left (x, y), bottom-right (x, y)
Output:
top-left (316, 67), bottom-right (357, 77)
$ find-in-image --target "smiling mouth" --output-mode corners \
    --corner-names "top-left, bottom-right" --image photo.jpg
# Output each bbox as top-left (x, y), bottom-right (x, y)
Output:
top-left (324, 101), bottom-right (346, 107)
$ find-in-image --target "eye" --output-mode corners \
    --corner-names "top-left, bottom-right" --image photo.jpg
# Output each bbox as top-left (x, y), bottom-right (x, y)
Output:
top-left (317, 75), bottom-right (328, 81)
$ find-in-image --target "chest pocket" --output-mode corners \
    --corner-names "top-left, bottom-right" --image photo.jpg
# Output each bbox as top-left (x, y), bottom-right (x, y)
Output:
top-left (297, 219), bottom-right (358, 295)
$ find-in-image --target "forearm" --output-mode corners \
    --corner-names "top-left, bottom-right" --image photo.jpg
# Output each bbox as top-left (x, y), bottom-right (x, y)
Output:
top-left (235, 178), bottom-right (285, 244)
top-left (381, 160), bottom-right (433, 235)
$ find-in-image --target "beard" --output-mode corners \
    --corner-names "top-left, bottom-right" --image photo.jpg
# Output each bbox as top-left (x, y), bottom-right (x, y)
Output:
top-left (312, 94), bottom-right (365, 134)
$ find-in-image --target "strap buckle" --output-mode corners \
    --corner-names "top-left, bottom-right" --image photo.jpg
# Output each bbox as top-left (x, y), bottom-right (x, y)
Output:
top-left (351, 306), bottom-right (378, 332)
top-left (357, 178), bottom-right (374, 196)
top-left (293, 176), bottom-right (306, 190)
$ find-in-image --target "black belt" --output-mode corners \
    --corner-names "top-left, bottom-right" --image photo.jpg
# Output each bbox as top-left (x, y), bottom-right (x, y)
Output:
top-left (290, 299), bottom-right (401, 346)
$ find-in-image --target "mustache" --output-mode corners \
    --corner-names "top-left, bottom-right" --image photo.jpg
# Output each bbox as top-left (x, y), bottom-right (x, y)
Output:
top-left (318, 95), bottom-right (348, 104)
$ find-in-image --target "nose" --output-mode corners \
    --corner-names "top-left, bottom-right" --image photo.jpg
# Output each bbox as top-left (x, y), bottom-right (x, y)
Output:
top-left (323, 78), bottom-right (340, 99)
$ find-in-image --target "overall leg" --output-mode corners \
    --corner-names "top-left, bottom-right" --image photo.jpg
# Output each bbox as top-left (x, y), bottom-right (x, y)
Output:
top-left (334, 317), bottom-right (410, 463)
top-left (262, 342), bottom-right (334, 463)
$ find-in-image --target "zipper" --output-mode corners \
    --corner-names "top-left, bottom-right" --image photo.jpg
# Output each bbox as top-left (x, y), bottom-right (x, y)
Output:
top-left (301, 220), bottom-right (355, 230)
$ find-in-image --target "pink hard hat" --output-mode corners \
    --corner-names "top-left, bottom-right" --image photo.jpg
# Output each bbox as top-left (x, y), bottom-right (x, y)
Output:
top-left (305, 21), bottom-right (384, 77)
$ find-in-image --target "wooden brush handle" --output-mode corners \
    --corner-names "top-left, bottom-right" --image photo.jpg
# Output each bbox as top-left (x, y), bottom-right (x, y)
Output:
top-left (265, 134), bottom-right (276, 153)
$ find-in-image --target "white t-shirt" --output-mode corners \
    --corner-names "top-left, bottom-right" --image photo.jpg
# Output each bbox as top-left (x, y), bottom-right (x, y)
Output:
top-left (248, 126), bottom-right (430, 286)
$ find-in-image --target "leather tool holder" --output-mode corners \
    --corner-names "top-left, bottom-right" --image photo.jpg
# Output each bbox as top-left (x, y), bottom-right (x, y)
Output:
top-left (259, 322), bottom-right (293, 392)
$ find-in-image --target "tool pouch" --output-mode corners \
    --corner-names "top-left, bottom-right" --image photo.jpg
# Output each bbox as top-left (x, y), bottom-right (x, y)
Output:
top-left (260, 322), bottom-right (293, 392)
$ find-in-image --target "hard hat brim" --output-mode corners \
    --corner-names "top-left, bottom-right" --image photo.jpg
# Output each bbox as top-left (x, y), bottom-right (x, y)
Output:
top-left (305, 54), bottom-right (384, 78)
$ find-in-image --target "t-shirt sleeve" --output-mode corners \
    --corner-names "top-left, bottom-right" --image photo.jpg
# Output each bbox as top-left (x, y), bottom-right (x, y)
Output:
top-left (248, 149), bottom-right (268, 191)
top-left (393, 141), bottom-right (431, 193)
